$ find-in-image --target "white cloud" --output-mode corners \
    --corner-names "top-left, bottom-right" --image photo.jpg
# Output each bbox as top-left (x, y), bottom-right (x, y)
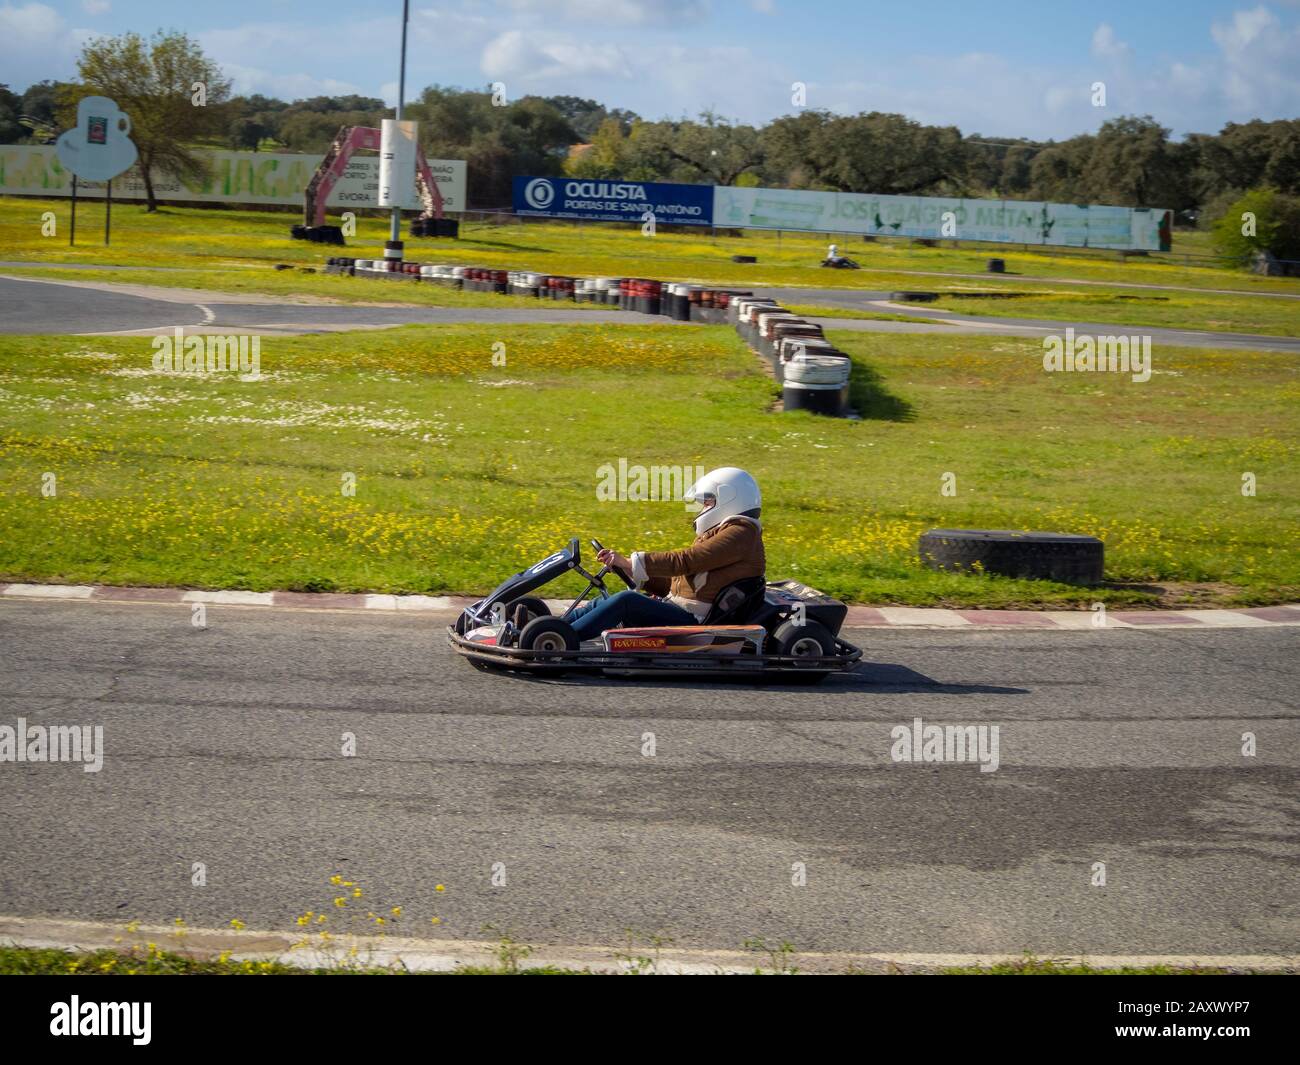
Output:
top-left (482, 29), bottom-right (631, 83)
top-left (503, 0), bottom-right (709, 24)
top-left (0, 1), bottom-right (63, 41)
top-left (806, 8), bottom-right (1300, 140)
top-left (1090, 23), bottom-right (1132, 63)
top-left (219, 62), bottom-right (365, 102)
top-left (1206, 5), bottom-right (1300, 112)
top-left (0, 2), bottom-right (91, 88)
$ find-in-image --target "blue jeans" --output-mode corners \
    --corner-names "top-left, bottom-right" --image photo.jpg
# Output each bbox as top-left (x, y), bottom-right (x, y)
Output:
top-left (569, 590), bottom-right (699, 641)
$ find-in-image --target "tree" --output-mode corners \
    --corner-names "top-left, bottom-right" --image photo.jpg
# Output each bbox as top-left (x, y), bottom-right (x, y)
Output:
top-left (795, 112), bottom-right (961, 195)
top-left (1028, 136), bottom-right (1094, 202)
top-left (758, 110), bottom-right (830, 187)
top-left (228, 115), bottom-right (268, 151)
top-left (1082, 116), bottom-right (1189, 208)
top-left (0, 84), bottom-right (21, 144)
top-left (20, 81), bottom-right (60, 125)
top-left (70, 31), bottom-right (232, 210)
top-left (627, 112), bottom-right (761, 186)
top-left (543, 95), bottom-right (638, 141)
top-left (759, 110), bottom-right (963, 195)
top-left (563, 117), bottom-right (628, 179)
top-left (13, 80), bottom-right (72, 143)
top-left (276, 109), bottom-right (383, 152)
top-left (224, 93), bottom-right (290, 150)
top-left (1211, 187), bottom-right (1300, 267)
top-left (404, 86), bottom-right (577, 206)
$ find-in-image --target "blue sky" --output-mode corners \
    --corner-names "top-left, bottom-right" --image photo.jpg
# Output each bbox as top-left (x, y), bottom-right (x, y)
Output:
top-left (2, 1), bottom-right (1298, 139)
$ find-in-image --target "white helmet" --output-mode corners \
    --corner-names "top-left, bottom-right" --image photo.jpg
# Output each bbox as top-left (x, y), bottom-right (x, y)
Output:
top-left (685, 467), bottom-right (761, 535)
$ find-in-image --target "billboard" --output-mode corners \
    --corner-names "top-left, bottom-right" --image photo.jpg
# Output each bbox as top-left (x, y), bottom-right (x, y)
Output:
top-left (513, 176), bottom-right (713, 226)
top-left (0, 145), bottom-right (468, 212)
top-left (712, 185), bottom-right (1171, 251)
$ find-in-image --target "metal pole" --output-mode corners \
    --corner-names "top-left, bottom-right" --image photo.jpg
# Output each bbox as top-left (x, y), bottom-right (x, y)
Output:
top-left (388, 0), bottom-right (409, 251)
top-left (70, 175), bottom-right (77, 246)
top-left (105, 179), bottom-right (112, 245)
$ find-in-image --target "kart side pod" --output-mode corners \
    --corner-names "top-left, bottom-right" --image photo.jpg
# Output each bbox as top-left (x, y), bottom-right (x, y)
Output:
top-left (602, 625), bottom-right (767, 655)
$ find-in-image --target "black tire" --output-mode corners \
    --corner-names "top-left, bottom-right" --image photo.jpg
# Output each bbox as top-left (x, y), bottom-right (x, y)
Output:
top-left (918, 528), bottom-right (1104, 585)
top-left (454, 610), bottom-right (477, 635)
top-left (771, 619), bottom-right (836, 666)
top-left (506, 595), bottom-right (551, 623)
top-left (518, 616), bottom-right (578, 656)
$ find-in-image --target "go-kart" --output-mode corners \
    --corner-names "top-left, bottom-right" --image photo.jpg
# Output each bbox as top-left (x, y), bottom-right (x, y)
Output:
top-left (447, 538), bottom-right (862, 681)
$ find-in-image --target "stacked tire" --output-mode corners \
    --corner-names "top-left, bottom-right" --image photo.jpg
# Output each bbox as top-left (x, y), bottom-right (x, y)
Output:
top-left (409, 217), bottom-right (460, 239)
top-left (291, 224), bottom-right (345, 245)
top-left (731, 298), bottom-right (850, 417)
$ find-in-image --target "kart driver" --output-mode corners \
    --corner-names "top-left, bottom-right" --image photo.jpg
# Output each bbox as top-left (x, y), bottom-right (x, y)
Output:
top-left (566, 467), bottom-right (765, 641)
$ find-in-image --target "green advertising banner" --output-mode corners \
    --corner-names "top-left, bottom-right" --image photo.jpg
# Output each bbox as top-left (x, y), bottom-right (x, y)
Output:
top-left (0, 146), bottom-right (467, 211)
top-left (712, 185), bottom-right (1171, 251)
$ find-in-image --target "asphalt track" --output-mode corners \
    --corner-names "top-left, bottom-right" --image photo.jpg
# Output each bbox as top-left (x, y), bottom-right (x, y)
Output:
top-left (0, 598), bottom-right (1295, 961)
top-left (2, 267), bottom-right (1297, 964)
top-left (2, 273), bottom-right (1298, 352)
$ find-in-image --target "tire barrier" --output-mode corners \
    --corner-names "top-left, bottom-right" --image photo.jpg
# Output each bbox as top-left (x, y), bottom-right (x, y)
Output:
top-left (731, 296), bottom-right (852, 417)
top-left (987, 258), bottom-right (1005, 273)
top-left (321, 251), bottom-right (847, 417)
top-left (731, 254), bottom-right (757, 263)
top-left (618, 278), bottom-right (662, 315)
top-left (918, 529), bottom-right (1105, 585)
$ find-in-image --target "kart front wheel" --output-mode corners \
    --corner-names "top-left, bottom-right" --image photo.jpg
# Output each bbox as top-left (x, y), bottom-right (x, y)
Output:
top-left (771, 619), bottom-right (836, 665)
top-left (519, 616), bottom-right (578, 658)
top-left (506, 595), bottom-right (551, 623)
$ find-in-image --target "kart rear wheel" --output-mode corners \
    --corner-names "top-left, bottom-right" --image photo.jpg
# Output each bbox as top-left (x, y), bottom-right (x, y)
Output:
top-left (519, 616), bottom-right (578, 658)
top-left (771, 619), bottom-right (836, 665)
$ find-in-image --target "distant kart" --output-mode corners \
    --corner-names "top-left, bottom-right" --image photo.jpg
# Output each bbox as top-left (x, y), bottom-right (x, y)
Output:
top-left (447, 538), bottom-right (861, 681)
top-left (820, 257), bottom-right (861, 269)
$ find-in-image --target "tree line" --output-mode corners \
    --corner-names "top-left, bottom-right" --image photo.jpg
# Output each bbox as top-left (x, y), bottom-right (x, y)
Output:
top-left (1, 30), bottom-right (1296, 259)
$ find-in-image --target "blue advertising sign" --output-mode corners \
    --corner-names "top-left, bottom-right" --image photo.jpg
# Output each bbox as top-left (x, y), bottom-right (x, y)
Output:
top-left (513, 176), bottom-right (714, 226)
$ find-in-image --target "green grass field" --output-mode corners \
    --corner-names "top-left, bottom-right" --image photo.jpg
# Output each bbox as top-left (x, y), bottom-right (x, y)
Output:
top-left (919, 288), bottom-right (1300, 337)
top-left (3, 196), bottom-right (1299, 339)
top-left (1, 322), bottom-right (1295, 607)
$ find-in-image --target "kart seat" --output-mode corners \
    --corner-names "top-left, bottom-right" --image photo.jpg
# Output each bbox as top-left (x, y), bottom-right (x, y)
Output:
top-left (701, 576), bottom-right (767, 626)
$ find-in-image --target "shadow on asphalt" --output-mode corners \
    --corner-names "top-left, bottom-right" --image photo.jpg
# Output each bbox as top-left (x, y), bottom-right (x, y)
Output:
top-left (484, 661), bottom-right (1027, 697)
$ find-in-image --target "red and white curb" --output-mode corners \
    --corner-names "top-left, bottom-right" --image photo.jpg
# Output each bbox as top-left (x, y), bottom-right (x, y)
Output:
top-left (2, 583), bottom-right (1298, 630)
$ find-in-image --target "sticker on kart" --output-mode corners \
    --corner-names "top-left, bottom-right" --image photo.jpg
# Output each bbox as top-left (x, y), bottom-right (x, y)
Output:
top-left (603, 626), bottom-right (766, 654)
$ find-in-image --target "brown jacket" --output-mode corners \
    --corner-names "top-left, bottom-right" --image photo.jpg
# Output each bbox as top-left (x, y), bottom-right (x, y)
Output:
top-left (635, 517), bottom-right (765, 606)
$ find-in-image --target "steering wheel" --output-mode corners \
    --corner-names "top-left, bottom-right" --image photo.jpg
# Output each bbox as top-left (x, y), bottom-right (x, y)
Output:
top-left (590, 538), bottom-right (635, 588)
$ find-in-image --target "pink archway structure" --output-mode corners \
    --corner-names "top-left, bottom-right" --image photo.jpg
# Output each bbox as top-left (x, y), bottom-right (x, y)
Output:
top-left (304, 125), bottom-right (445, 228)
